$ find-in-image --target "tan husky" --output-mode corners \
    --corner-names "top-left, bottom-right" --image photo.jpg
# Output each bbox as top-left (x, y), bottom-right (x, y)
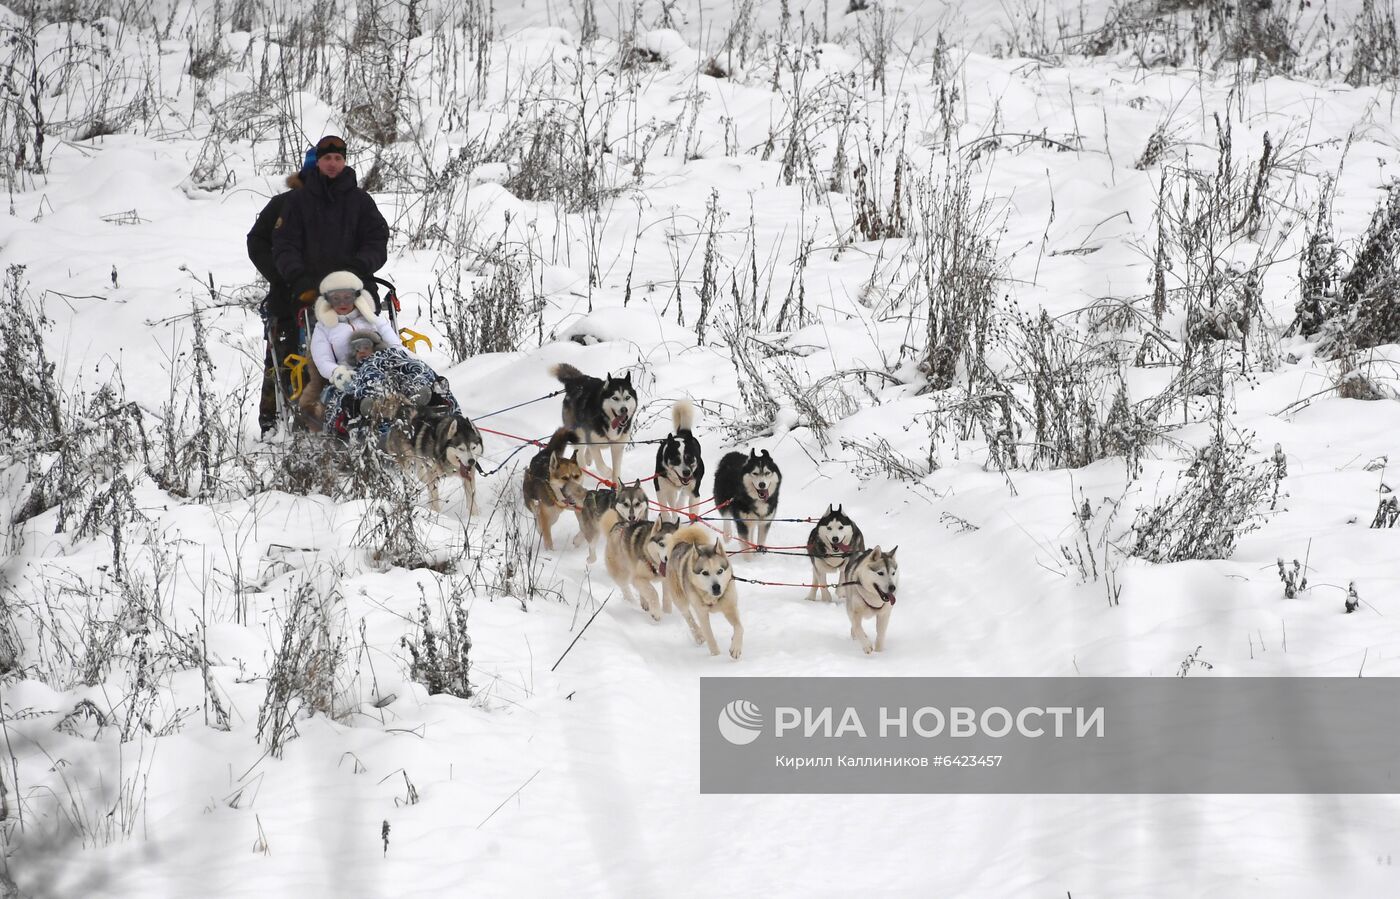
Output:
top-left (600, 509), bottom-right (678, 619)
top-left (521, 428), bottom-right (587, 550)
top-left (663, 524), bottom-right (743, 660)
top-left (839, 546), bottom-right (899, 654)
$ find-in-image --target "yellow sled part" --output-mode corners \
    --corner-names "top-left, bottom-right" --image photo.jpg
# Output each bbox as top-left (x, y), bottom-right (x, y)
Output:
top-left (284, 353), bottom-right (309, 401)
top-left (399, 327), bottom-right (432, 353)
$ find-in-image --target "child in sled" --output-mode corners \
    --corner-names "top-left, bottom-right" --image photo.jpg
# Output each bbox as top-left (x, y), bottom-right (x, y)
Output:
top-left (311, 271), bottom-right (457, 435)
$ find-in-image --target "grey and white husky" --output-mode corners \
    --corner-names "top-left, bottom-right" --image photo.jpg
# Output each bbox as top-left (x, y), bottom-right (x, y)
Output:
top-left (805, 504), bottom-right (865, 603)
top-left (380, 402), bottom-right (485, 513)
top-left (549, 363), bottom-right (638, 487)
top-left (601, 508), bottom-right (677, 620)
top-left (574, 480), bottom-right (651, 563)
top-left (840, 546), bottom-right (899, 654)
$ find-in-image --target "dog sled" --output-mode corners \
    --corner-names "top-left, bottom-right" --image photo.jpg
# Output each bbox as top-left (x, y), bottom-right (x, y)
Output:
top-left (264, 274), bottom-right (433, 435)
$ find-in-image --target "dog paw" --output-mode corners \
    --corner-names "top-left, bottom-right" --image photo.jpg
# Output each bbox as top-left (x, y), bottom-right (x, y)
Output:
top-left (649, 609), bottom-right (663, 622)
top-left (861, 643), bottom-right (874, 655)
top-left (729, 645), bottom-right (742, 660)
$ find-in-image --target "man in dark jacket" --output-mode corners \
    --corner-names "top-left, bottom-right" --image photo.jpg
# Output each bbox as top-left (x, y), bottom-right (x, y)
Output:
top-left (272, 134), bottom-right (390, 303)
top-left (269, 134), bottom-right (391, 428)
top-left (248, 152), bottom-right (315, 437)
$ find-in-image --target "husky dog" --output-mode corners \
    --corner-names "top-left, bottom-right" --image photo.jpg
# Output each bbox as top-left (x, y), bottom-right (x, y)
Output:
top-left (654, 400), bottom-right (704, 522)
top-left (522, 428), bottom-right (587, 550)
top-left (573, 480), bottom-right (650, 563)
top-left (600, 509), bottom-right (678, 619)
top-left (840, 546), bottom-right (899, 654)
top-left (380, 402), bottom-right (485, 513)
top-left (805, 504), bottom-right (866, 603)
top-left (663, 524), bottom-right (743, 660)
top-left (549, 363), bottom-right (638, 487)
top-left (712, 449), bottom-right (782, 550)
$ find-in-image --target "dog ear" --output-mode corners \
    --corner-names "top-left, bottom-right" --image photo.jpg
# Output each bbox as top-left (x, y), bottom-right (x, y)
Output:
top-left (445, 419), bottom-right (458, 439)
top-left (837, 503), bottom-right (843, 514)
top-left (631, 479), bottom-right (641, 489)
top-left (888, 545), bottom-right (898, 557)
top-left (605, 371), bottom-right (612, 381)
top-left (824, 504), bottom-right (833, 516)
top-left (713, 537), bottom-right (724, 553)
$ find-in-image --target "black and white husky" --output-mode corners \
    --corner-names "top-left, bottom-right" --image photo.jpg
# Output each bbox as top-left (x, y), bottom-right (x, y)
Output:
top-left (549, 363), bottom-right (638, 487)
top-left (654, 400), bottom-right (704, 522)
top-left (712, 449), bottom-right (782, 550)
top-left (805, 504), bottom-right (865, 603)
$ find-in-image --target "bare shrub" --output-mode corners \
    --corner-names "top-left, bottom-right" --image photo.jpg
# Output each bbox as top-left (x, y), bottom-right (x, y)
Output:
top-left (1345, 0), bottom-right (1400, 85)
top-left (1129, 400), bottom-right (1278, 563)
top-left (1302, 182), bottom-right (1400, 355)
top-left (913, 166), bottom-right (1003, 392)
top-left (256, 575), bottom-right (348, 758)
top-left (400, 584), bottom-right (472, 699)
top-left (429, 244), bottom-right (539, 361)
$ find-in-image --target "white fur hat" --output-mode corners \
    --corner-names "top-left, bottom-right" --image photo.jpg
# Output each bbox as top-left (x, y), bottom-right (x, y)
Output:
top-left (319, 270), bottom-right (364, 297)
top-left (314, 270), bottom-right (379, 327)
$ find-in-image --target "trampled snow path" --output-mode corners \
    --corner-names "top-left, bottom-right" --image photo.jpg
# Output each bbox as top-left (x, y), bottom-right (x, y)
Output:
top-left (4, 1), bottom-right (1400, 894)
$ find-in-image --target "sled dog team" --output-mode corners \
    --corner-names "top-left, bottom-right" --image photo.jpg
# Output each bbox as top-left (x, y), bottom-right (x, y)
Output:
top-left (515, 364), bottom-right (901, 660)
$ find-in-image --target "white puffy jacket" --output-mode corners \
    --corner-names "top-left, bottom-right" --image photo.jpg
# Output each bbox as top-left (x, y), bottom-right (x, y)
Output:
top-left (309, 291), bottom-right (400, 380)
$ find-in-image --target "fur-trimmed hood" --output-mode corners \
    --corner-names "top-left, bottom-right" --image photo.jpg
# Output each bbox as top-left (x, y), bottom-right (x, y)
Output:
top-left (314, 270), bottom-right (379, 327)
top-left (314, 293), bottom-right (379, 328)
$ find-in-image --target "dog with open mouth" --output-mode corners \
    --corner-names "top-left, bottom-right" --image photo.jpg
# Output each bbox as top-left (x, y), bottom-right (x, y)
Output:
top-left (839, 546), bottom-right (899, 654)
top-left (600, 509), bottom-right (677, 620)
top-left (549, 363), bottom-right (637, 488)
top-left (654, 400), bottom-right (704, 522)
top-left (379, 400), bottom-right (484, 514)
top-left (804, 504), bottom-right (865, 603)
top-left (712, 448), bottom-right (781, 552)
top-left (522, 428), bottom-right (587, 550)
top-left (574, 480), bottom-right (650, 564)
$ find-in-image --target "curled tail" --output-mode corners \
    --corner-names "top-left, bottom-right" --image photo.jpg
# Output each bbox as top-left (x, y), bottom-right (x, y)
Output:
top-left (599, 508), bottom-right (621, 535)
top-left (671, 399), bottom-right (694, 434)
top-left (542, 427), bottom-right (577, 457)
top-left (549, 362), bottom-right (586, 385)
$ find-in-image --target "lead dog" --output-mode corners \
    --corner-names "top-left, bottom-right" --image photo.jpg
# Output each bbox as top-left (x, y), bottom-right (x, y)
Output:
top-left (840, 546), bottom-right (899, 654)
top-left (600, 508), bottom-right (677, 619)
top-left (521, 428), bottom-right (587, 550)
top-left (663, 524), bottom-right (743, 660)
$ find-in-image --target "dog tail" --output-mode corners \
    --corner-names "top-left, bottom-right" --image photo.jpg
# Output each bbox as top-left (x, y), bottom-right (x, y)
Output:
top-left (549, 362), bottom-right (586, 385)
top-left (671, 399), bottom-right (694, 434)
top-left (541, 427), bottom-right (577, 457)
top-left (670, 523), bottom-right (720, 551)
top-left (599, 508), bottom-right (621, 535)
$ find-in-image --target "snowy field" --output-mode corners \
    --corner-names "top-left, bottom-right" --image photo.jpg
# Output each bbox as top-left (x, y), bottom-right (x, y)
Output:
top-left (4, 0), bottom-right (1400, 894)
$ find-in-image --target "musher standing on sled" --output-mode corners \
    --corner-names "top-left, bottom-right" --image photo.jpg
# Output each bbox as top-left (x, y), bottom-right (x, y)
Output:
top-left (269, 134), bottom-right (390, 428)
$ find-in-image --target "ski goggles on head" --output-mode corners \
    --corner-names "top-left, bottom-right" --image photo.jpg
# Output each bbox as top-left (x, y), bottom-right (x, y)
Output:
top-left (325, 288), bottom-right (358, 305)
top-left (349, 336), bottom-right (377, 354)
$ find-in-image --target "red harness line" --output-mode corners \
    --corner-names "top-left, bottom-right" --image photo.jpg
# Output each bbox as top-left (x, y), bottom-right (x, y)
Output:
top-left (478, 426), bottom-right (809, 556)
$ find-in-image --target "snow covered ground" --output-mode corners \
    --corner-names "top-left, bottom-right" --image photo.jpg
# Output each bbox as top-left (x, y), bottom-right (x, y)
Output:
top-left (3, 0), bottom-right (1400, 895)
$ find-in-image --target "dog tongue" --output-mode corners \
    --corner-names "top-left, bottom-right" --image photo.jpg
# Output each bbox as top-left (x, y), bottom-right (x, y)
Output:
top-left (459, 462), bottom-right (474, 480)
top-left (884, 590), bottom-right (897, 605)
top-left (836, 542), bottom-right (850, 552)
top-left (612, 414), bottom-right (628, 431)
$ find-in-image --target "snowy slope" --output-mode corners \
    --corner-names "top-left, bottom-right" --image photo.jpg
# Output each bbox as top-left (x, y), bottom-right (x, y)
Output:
top-left (3, 0), bottom-right (1400, 895)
